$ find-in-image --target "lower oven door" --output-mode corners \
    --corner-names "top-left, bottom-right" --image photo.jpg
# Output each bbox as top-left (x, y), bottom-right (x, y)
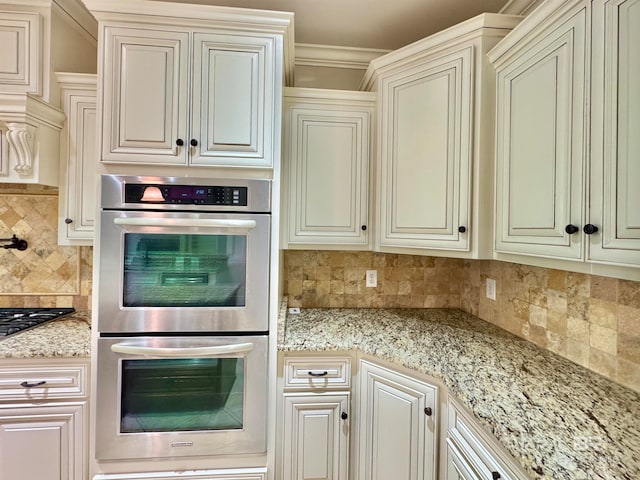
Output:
top-left (95, 335), bottom-right (267, 460)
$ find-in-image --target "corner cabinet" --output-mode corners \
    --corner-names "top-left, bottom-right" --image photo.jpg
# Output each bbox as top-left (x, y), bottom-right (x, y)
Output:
top-left (362, 14), bottom-right (521, 258)
top-left (491, 1), bottom-right (588, 261)
top-left (85, 0), bottom-right (293, 168)
top-left (56, 73), bottom-right (97, 245)
top-left (357, 359), bottom-right (438, 480)
top-left (282, 88), bottom-right (375, 249)
top-left (0, 358), bottom-right (89, 480)
top-left (588, 0), bottom-right (640, 266)
top-left (490, 0), bottom-right (640, 273)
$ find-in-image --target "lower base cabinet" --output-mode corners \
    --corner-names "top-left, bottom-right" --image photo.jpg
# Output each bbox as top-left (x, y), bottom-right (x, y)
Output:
top-left (282, 393), bottom-right (350, 480)
top-left (0, 403), bottom-right (85, 480)
top-left (357, 359), bottom-right (438, 480)
top-left (445, 398), bottom-right (528, 480)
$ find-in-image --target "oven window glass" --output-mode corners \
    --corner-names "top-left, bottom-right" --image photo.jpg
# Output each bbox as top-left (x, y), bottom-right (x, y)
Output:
top-left (120, 357), bottom-right (244, 433)
top-left (122, 233), bottom-right (247, 307)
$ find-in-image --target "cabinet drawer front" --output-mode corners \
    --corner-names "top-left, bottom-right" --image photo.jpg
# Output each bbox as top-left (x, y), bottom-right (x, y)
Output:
top-left (0, 365), bottom-right (87, 400)
top-left (447, 400), bottom-right (526, 480)
top-left (284, 356), bottom-right (351, 389)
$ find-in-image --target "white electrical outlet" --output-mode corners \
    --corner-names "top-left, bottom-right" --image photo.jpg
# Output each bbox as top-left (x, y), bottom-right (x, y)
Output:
top-left (365, 270), bottom-right (377, 288)
top-left (486, 278), bottom-right (496, 300)
top-left (288, 307), bottom-right (300, 314)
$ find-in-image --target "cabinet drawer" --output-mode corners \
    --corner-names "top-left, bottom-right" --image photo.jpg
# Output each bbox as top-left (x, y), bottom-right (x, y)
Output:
top-left (284, 356), bottom-right (351, 389)
top-left (0, 364), bottom-right (87, 401)
top-left (447, 399), bottom-right (526, 480)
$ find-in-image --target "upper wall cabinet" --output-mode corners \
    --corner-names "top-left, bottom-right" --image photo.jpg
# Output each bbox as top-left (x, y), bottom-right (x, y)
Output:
top-left (56, 73), bottom-right (96, 246)
top-left (282, 88), bottom-right (375, 249)
top-left (361, 14), bottom-right (522, 259)
top-left (588, 0), bottom-right (640, 267)
top-left (84, 0), bottom-right (293, 169)
top-left (0, 0), bottom-right (97, 186)
top-left (490, 0), bottom-right (640, 272)
top-left (490, 1), bottom-right (588, 261)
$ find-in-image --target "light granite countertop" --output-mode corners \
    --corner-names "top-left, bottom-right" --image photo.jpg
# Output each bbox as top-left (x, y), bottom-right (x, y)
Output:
top-left (0, 311), bottom-right (91, 358)
top-left (278, 305), bottom-right (640, 480)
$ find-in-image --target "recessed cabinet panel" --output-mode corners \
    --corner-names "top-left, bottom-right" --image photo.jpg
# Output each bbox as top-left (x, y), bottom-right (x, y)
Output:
top-left (0, 12), bottom-right (39, 94)
top-left (192, 34), bottom-right (272, 166)
top-left (103, 28), bottom-right (189, 163)
top-left (284, 90), bottom-right (373, 247)
top-left (0, 403), bottom-right (85, 480)
top-left (282, 393), bottom-right (349, 480)
top-left (589, 0), bottom-right (640, 265)
top-left (358, 360), bottom-right (437, 480)
top-left (378, 49), bottom-right (472, 251)
top-left (494, 8), bottom-right (586, 259)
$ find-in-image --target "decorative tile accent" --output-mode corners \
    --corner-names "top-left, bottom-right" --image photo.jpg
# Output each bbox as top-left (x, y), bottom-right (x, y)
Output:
top-left (0, 190), bottom-right (92, 310)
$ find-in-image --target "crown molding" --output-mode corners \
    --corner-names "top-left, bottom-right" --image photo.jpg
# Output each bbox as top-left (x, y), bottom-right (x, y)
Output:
top-left (295, 43), bottom-right (390, 70)
top-left (499, 0), bottom-right (547, 16)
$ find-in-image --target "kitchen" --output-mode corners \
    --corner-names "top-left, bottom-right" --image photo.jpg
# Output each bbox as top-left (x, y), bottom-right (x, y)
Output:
top-left (0, 0), bottom-right (639, 479)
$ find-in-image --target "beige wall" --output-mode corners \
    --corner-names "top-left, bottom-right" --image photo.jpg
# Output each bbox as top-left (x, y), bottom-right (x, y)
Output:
top-left (0, 186), bottom-right (92, 310)
top-left (283, 250), bottom-right (640, 394)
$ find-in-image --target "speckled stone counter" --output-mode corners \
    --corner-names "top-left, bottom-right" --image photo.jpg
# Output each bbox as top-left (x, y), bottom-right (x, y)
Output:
top-left (0, 311), bottom-right (91, 358)
top-left (278, 307), bottom-right (640, 480)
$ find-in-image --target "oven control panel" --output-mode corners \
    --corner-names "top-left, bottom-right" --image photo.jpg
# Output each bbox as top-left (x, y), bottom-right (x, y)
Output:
top-left (124, 184), bottom-right (248, 206)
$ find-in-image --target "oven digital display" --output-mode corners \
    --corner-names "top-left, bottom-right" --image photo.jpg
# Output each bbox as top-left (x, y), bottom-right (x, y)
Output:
top-left (124, 184), bottom-right (248, 206)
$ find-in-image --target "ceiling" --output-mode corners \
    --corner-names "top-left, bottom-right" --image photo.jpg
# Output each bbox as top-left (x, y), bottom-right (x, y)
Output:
top-left (159, 0), bottom-right (512, 50)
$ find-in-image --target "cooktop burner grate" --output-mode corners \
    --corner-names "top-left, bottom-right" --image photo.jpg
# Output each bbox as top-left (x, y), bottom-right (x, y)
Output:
top-left (0, 308), bottom-right (76, 337)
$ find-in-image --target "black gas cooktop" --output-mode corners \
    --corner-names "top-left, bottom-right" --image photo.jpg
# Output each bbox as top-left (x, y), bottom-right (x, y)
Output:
top-left (0, 308), bottom-right (76, 337)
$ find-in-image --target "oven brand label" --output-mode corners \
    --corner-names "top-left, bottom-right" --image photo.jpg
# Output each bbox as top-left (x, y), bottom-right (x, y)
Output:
top-left (171, 441), bottom-right (194, 448)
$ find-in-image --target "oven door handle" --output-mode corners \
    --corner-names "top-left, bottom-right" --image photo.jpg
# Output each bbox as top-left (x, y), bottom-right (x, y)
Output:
top-left (113, 218), bottom-right (257, 230)
top-left (110, 342), bottom-right (254, 357)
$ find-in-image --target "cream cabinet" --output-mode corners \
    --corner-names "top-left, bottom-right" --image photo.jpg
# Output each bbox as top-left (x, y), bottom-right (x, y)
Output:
top-left (56, 73), bottom-right (97, 245)
top-left (283, 88), bottom-right (375, 249)
top-left (86, 0), bottom-right (293, 169)
top-left (357, 359), bottom-right (438, 480)
top-left (588, 0), bottom-right (640, 266)
top-left (279, 355), bottom-right (351, 480)
top-left (362, 14), bottom-right (521, 258)
top-left (0, 358), bottom-right (89, 480)
top-left (444, 397), bottom-right (529, 480)
top-left (491, 1), bottom-right (588, 261)
top-left (92, 469), bottom-right (268, 480)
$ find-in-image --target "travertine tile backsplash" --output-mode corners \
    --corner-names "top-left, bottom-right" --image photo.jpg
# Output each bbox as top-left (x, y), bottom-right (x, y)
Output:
top-left (283, 250), bottom-right (640, 393)
top-left (0, 186), bottom-right (92, 310)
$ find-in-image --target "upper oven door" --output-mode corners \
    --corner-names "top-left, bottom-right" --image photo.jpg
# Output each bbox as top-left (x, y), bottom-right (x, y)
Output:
top-left (98, 210), bottom-right (270, 333)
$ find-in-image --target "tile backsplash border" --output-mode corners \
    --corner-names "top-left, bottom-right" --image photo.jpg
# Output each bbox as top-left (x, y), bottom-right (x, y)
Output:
top-left (283, 250), bottom-right (640, 394)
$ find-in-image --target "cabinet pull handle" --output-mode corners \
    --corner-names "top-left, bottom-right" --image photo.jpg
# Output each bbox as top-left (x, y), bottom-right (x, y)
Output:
top-left (583, 224), bottom-right (599, 235)
top-left (64, 218), bottom-right (73, 224)
top-left (190, 139), bottom-right (198, 147)
top-left (21, 380), bottom-right (46, 388)
top-left (492, 472), bottom-right (501, 480)
top-left (308, 370), bottom-right (328, 377)
top-left (458, 226), bottom-right (467, 233)
top-left (361, 225), bottom-right (367, 231)
top-left (565, 224), bottom-right (579, 234)
top-left (176, 138), bottom-right (184, 146)
top-left (424, 406), bottom-right (433, 416)
top-left (341, 412), bottom-right (348, 420)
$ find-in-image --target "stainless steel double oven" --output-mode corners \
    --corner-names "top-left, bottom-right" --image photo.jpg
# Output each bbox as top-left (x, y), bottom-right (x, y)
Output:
top-left (95, 175), bottom-right (271, 461)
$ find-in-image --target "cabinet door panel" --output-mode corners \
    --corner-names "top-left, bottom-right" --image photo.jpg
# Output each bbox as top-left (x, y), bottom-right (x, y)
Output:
top-left (0, 403), bottom-right (85, 480)
top-left (589, 0), bottom-right (640, 265)
top-left (378, 48), bottom-right (472, 251)
top-left (192, 33), bottom-right (273, 167)
top-left (495, 8), bottom-right (586, 259)
top-left (0, 11), bottom-right (40, 94)
top-left (285, 103), bottom-right (371, 246)
top-left (102, 27), bottom-right (189, 163)
top-left (282, 393), bottom-right (349, 480)
top-left (358, 360), bottom-right (437, 480)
